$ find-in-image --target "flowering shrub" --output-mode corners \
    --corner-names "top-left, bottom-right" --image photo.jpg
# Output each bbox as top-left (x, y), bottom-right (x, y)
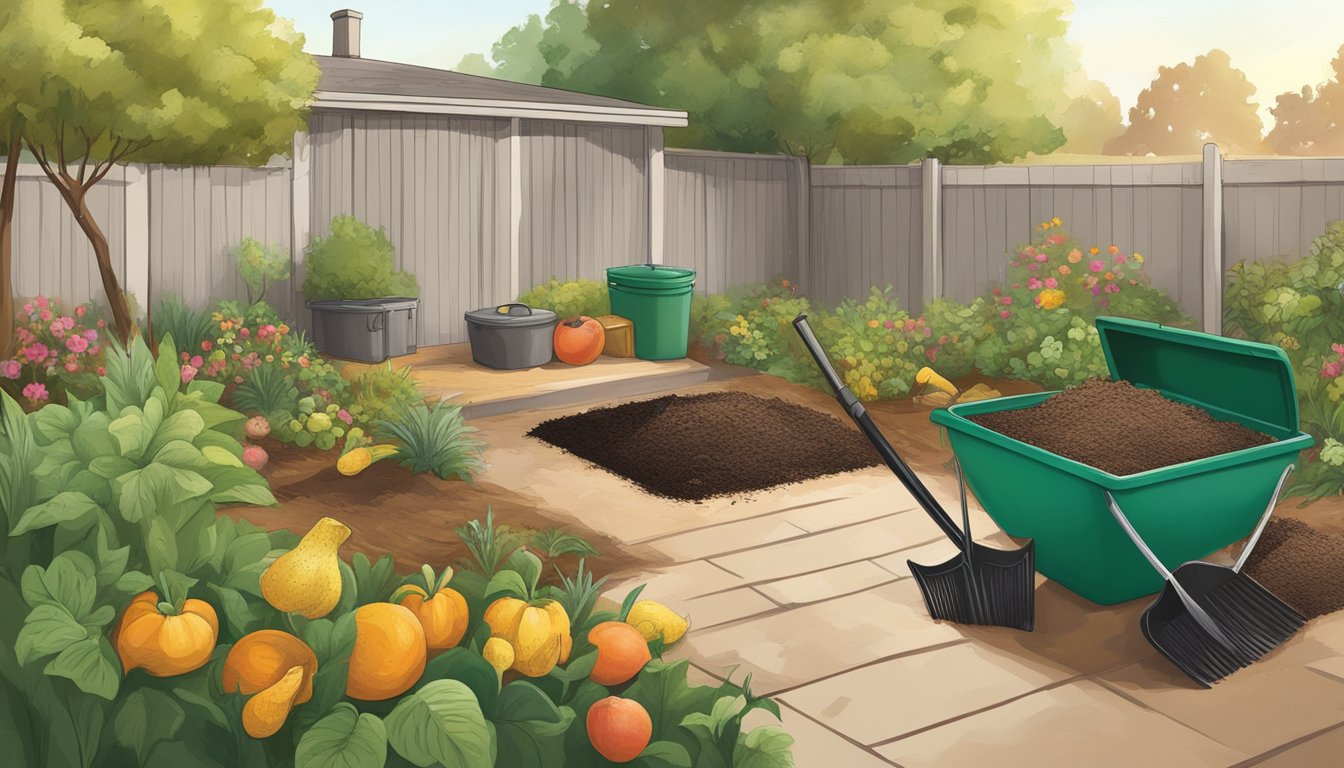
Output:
top-left (1225, 220), bottom-right (1344, 502)
top-left (690, 278), bottom-right (818, 384)
top-left (819, 288), bottom-right (950, 399)
top-left (0, 295), bottom-right (107, 408)
top-left (973, 218), bottom-right (1188, 389)
top-left (518, 277), bottom-right (611, 319)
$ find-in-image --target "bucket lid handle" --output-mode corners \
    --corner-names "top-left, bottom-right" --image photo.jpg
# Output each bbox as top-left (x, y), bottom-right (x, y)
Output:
top-left (495, 303), bottom-right (533, 317)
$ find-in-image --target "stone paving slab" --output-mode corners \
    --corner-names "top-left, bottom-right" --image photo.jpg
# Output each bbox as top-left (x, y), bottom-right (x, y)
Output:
top-left (754, 560), bottom-right (900, 607)
top-left (665, 587), bottom-right (780, 631)
top-left (779, 640), bottom-right (1076, 745)
top-left (644, 515), bottom-right (809, 562)
top-left (874, 679), bottom-right (1249, 768)
top-left (709, 511), bottom-right (941, 582)
top-left (753, 702), bottom-right (898, 768)
top-left (673, 579), bottom-right (965, 695)
top-left (1247, 723), bottom-right (1344, 767)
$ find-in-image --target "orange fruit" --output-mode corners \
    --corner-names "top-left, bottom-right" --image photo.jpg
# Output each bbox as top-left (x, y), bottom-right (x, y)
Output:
top-left (345, 603), bottom-right (427, 700)
top-left (588, 621), bottom-right (652, 686)
top-left (587, 696), bottom-right (652, 762)
top-left (221, 630), bottom-right (318, 704)
top-left (395, 584), bottom-right (470, 652)
top-left (114, 591), bottom-right (219, 677)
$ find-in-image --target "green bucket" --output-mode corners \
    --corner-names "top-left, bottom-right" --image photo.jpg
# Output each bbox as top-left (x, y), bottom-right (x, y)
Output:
top-left (930, 317), bottom-right (1314, 605)
top-left (606, 265), bottom-right (696, 360)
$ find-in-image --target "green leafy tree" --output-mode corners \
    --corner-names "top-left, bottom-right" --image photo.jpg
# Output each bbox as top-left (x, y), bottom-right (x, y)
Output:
top-left (462, 0), bottom-right (1080, 164)
top-left (1106, 49), bottom-right (1265, 156)
top-left (1266, 45), bottom-right (1344, 155)
top-left (234, 238), bottom-right (290, 306)
top-left (1, 0), bottom-right (318, 345)
top-left (1057, 74), bottom-right (1125, 154)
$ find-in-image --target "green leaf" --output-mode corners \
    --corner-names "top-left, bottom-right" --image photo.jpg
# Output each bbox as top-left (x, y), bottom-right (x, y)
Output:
top-left (153, 439), bottom-right (208, 469)
top-left (15, 604), bottom-right (88, 665)
top-left (415, 647), bottom-right (500, 719)
top-left (44, 636), bottom-right (121, 700)
top-left (209, 585), bottom-right (265, 638)
top-left (21, 550), bottom-right (97, 617)
top-left (351, 553), bottom-right (400, 607)
top-left (89, 455), bottom-right (138, 480)
top-left (211, 482), bottom-right (277, 507)
top-left (115, 688), bottom-right (186, 766)
top-left (623, 660), bottom-right (718, 742)
top-left (116, 570), bottom-right (156, 596)
top-left (116, 463), bottom-right (213, 522)
top-left (155, 338), bottom-right (184, 401)
top-left (492, 682), bottom-right (573, 768)
top-left (637, 741), bottom-right (695, 768)
top-left (548, 650), bottom-right (597, 683)
top-left (299, 613), bottom-right (359, 725)
top-left (618, 583), bottom-right (647, 622)
top-left (733, 725), bottom-right (795, 768)
top-left (504, 549), bottom-right (543, 595)
top-left (483, 569), bottom-right (530, 602)
top-left (108, 396), bottom-right (165, 459)
top-left (187, 379), bottom-right (226, 404)
top-left (201, 445), bottom-right (244, 467)
top-left (94, 527), bottom-right (130, 588)
top-left (10, 491), bottom-right (100, 535)
top-left (296, 702), bottom-right (388, 768)
top-left (384, 680), bottom-right (496, 768)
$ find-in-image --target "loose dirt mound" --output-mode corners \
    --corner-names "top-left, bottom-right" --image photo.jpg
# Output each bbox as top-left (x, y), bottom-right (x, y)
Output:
top-left (1244, 517), bottom-right (1344, 620)
top-left (528, 392), bottom-right (880, 501)
top-left (968, 379), bottom-right (1274, 475)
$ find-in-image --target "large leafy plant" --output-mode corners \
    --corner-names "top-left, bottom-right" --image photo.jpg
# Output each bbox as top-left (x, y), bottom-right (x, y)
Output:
top-left (302, 216), bottom-right (419, 302)
top-left (518, 278), bottom-right (611, 319)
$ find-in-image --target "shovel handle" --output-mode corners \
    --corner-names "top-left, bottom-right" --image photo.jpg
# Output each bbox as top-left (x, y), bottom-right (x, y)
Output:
top-left (793, 315), bottom-right (965, 547)
top-left (1233, 464), bottom-right (1294, 573)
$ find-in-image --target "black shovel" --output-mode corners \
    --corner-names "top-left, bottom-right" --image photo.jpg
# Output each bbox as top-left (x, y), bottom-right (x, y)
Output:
top-left (793, 314), bottom-right (1036, 631)
top-left (1106, 464), bottom-right (1305, 687)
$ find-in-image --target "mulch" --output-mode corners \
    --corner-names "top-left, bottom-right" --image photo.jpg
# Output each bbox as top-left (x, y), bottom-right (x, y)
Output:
top-left (528, 391), bottom-right (880, 501)
top-left (1243, 517), bottom-right (1344, 620)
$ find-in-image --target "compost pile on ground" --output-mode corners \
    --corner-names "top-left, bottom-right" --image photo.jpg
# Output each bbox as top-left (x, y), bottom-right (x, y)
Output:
top-left (968, 379), bottom-right (1275, 475)
top-left (1243, 518), bottom-right (1344, 619)
top-left (528, 392), bottom-right (880, 501)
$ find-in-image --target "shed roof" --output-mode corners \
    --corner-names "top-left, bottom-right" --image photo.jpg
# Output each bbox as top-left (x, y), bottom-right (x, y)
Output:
top-left (313, 55), bottom-right (688, 128)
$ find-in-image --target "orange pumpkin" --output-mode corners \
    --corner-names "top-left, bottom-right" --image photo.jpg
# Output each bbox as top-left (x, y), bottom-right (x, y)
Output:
top-left (221, 630), bottom-right (319, 704)
top-left (345, 603), bottom-right (427, 701)
top-left (587, 696), bottom-right (653, 763)
top-left (588, 621), bottom-right (651, 686)
top-left (393, 565), bottom-right (471, 653)
top-left (114, 591), bottom-right (219, 677)
top-left (554, 316), bottom-right (605, 365)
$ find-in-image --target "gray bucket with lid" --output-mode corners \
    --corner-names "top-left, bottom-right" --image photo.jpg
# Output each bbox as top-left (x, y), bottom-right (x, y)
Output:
top-left (465, 303), bottom-right (557, 370)
top-left (307, 297), bottom-right (419, 363)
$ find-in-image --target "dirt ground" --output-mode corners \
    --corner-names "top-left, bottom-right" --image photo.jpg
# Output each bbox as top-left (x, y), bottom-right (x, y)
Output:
top-left (220, 439), bottom-right (663, 581)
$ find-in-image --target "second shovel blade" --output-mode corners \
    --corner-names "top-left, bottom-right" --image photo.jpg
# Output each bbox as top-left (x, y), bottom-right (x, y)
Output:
top-left (909, 539), bottom-right (1036, 631)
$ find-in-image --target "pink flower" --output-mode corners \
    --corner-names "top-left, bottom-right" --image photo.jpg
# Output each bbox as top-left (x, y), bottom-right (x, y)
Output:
top-left (925, 347), bottom-right (939, 362)
top-left (1332, 343), bottom-right (1344, 356)
top-left (1023, 246), bottom-right (1036, 255)
top-left (1105, 283), bottom-right (1121, 294)
top-left (39, 309), bottom-right (52, 322)
top-left (22, 303), bottom-right (32, 315)
top-left (337, 408), bottom-right (353, 425)
top-left (96, 366), bottom-right (106, 376)
top-left (1091, 285), bottom-right (1103, 296)
top-left (923, 326), bottom-right (932, 337)
top-left (89, 345), bottom-right (101, 355)
top-left (1001, 296), bottom-right (1013, 306)
top-left (60, 316), bottom-right (75, 330)
top-left (65, 335), bottom-right (89, 354)
top-left (884, 319), bottom-right (895, 329)
top-left (904, 319), bottom-right (916, 332)
top-left (1028, 278), bottom-right (1042, 290)
top-left (49, 322), bottom-right (65, 338)
top-left (1034, 253), bottom-right (1048, 263)
top-left (1114, 253), bottom-right (1127, 264)
top-left (1089, 260), bottom-right (1105, 273)
top-left (97, 319), bottom-right (106, 328)
top-left (240, 327), bottom-right (250, 338)
top-left (190, 355), bottom-right (203, 368)
top-left (1028, 264), bottom-right (1038, 271)
top-left (201, 340), bottom-right (212, 351)
top-left (64, 361), bottom-right (79, 373)
top-left (22, 382), bottom-right (48, 403)
top-left (1010, 283), bottom-right (1020, 289)
top-left (75, 305), bottom-right (86, 317)
top-left (83, 329), bottom-right (98, 342)
top-left (1322, 361), bottom-right (1342, 378)
top-left (999, 309), bottom-right (1011, 319)
top-left (24, 343), bottom-right (48, 363)
top-left (180, 365), bottom-right (198, 384)
top-left (0, 360), bottom-right (20, 379)
top-left (34, 296), bottom-right (48, 311)
top-left (15, 328), bottom-right (34, 345)
top-left (1044, 277), bottom-right (1058, 289)
top-left (1046, 234), bottom-right (1065, 246)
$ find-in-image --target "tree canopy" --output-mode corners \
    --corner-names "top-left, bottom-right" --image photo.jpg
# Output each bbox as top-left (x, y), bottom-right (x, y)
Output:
top-left (1056, 74), bottom-right (1125, 154)
top-left (0, 0), bottom-right (319, 342)
top-left (462, 0), bottom-right (1082, 164)
top-left (1105, 49), bottom-right (1265, 156)
top-left (1266, 45), bottom-right (1344, 155)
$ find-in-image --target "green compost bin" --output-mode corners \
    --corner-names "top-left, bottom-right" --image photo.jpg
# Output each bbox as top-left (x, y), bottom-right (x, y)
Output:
top-left (606, 265), bottom-right (697, 360)
top-left (930, 317), bottom-right (1314, 605)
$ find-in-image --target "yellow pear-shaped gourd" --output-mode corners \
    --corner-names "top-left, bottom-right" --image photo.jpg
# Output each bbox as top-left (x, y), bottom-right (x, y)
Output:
top-left (242, 665), bottom-right (305, 738)
top-left (261, 517), bottom-right (350, 619)
top-left (625, 599), bottom-right (689, 645)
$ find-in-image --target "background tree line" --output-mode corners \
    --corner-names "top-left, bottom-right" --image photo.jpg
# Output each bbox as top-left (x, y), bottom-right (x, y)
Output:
top-left (458, 0), bottom-right (1344, 163)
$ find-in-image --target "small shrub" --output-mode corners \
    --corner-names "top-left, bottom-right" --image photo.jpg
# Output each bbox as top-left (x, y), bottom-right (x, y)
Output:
top-left (691, 277), bottom-right (817, 384)
top-left (0, 295), bottom-right (107, 408)
top-left (234, 237), bottom-right (290, 305)
top-left (377, 399), bottom-right (485, 481)
top-left (352, 361), bottom-right (425, 427)
top-left (518, 277), bottom-right (611, 318)
top-left (231, 363), bottom-right (301, 419)
top-left (149, 294), bottom-right (215, 359)
top-left (818, 287), bottom-right (951, 399)
top-left (303, 215), bottom-right (419, 301)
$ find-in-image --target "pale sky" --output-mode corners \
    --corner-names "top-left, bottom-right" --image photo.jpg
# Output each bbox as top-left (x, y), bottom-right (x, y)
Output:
top-left (269, 0), bottom-right (1344, 129)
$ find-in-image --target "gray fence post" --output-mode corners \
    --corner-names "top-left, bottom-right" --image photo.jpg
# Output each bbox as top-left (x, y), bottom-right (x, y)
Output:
top-left (1202, 143), bottom-right (1223, 334)
top-left (921, 157), bottom-right (942, 310)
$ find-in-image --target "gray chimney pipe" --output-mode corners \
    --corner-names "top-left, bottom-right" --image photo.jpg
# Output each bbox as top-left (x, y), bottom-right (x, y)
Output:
top-left (331, 9), bottom-right (362, 58)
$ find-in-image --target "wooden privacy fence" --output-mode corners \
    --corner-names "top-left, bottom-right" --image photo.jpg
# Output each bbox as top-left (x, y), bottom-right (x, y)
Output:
top-left (11, 142), bottom-right (1344, 342)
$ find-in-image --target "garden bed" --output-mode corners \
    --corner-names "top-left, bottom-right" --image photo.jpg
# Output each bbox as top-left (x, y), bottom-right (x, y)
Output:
top-left (528, 391), bottom-right (881, 501)
top-left (223, 439), bottom-right (661, 579)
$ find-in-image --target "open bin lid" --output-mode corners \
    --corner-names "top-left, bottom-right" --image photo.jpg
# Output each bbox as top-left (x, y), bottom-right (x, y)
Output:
top-left (1095, 316), bottom-right (1300, 436)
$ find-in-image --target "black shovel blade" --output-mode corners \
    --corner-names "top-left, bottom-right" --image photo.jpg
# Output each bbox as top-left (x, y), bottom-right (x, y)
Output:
top-left (1171, 562), bottom-right (1306, 661)
top-left (909, 539), bottom-right (1036, 631)
top-left (1140, 584), bottom-right (1251, 688)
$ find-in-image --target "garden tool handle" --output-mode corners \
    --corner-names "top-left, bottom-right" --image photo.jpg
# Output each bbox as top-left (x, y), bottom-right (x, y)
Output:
top-left (916, 367), bottom-right (959, 398)
top-left (793, 314), bottom-right (966, 547)
top-left (1234, 464), bottom-right (1294, 573)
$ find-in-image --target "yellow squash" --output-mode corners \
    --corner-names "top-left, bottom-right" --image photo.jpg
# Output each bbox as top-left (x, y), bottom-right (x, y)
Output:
top-left (624, 599), bottom-right (689, 645)
top-left (260, 517), bottom-right (350, 619)
top-left (242, 665), bottom-right (305, 739)
top-left (483, 597), bottom-right (571, 677)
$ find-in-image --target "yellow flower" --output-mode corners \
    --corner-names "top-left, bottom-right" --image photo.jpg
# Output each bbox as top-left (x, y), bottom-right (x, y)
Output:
top-left (1067, 249), bottom-right (1082, 264)
top-left (1036, 289), bottom-right (1066, 310)
top-left (1133, 253), bottom-right (1145, 263)
top-left (1089, 247), bottom-right (1100, 255)
top-left (1051, 217), bottom-right (1062, 226)
top-left (867, 319), bottom-right (879, 328)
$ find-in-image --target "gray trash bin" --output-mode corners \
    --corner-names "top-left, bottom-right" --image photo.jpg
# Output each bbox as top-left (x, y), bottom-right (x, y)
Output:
top-left (307, 298), bottom-right (419, 363)
top-left (464, 303), bottom-right (557, 370)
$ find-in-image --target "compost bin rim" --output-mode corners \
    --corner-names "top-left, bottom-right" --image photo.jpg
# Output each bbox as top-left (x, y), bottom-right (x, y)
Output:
top-left (931, 391), bottom-right (1314, 490)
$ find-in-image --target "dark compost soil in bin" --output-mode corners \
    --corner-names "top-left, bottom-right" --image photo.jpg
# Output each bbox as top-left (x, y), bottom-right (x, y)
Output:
top-left (1243, 518), bottom-right (1344, 620)
top-left (528, 392), bottom-right (880, 501)
top-left (968, 379), bottom-right (1275, 475)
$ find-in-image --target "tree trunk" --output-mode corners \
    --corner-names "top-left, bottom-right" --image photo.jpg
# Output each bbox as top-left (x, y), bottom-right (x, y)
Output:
top-left (66, 187), bottom-right (134, 346)
top-left (0, 131), bottom-right (20, 359)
